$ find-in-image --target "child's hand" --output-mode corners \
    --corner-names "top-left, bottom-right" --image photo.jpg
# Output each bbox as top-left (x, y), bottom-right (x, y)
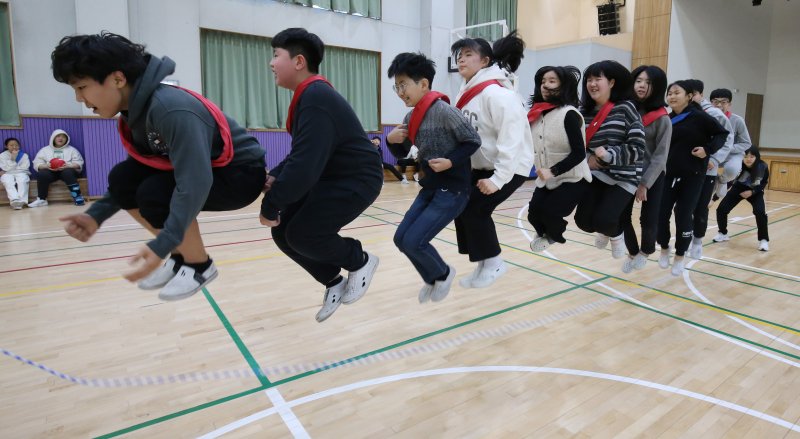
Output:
top-left (635, 184), bottom-right (648, 202)
top-left (691, 146), bottom-right (707, 158)
top-left (740, 190), bottom-right (753, 199)
top-left (259, 214), bottom-right (280, 227)
top-left (59, 213), bottom-right (99, 242)
top-left (537, 168), bottom-right (554, 181)
top-left (263, 175), bottom-right (276, 193)
top-left (428, 158), bottom-right (452, 172)
top-left (387, 124), bottom-right (408, 144)
top-left (593, 146), bottom-right (609, 162)
top-left (476, 178), bottom-right (499, 195)
top-left (124, 245), bottom-right (163, 282)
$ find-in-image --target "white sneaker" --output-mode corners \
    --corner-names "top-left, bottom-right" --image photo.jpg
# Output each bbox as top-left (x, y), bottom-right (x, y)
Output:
top-left (413, 173), bottom-right (419, 182)
top-left (610, 234), bottom-right (625, 259)
top-left (418, 283), bottom-right (434, 304)
top-left (158, 263), bottom-right (218, 301)
top-left (28, 198), bottom-right (48, 208)
top-left (430, 265), bottom-right (456, 302)
top-left (759, 240), bottom-right (769, 251)
top-left (671, 257), bottom-right (686, 276)
top-left (458, 262), bottom-right (483, 288)
top-left (595, 233), bottom-right (610, 250)
top-left (400, 177), bottom-right (409, 185)
top-left (658, 248), bottom-right (671, 269)
top-left (10, 199), bottom-right (25, 209)
top-left (530, 235), bottom-right (553, 252)
top-left (689, 237), bottom-right (703, 260)
top-left (471, 261), bottom-right (507, 288)
top-left (138, 258), bottom-right (179, 290)
top-left (632, 253), bottom-right (648, 270)
top-left (712, 233), bottom-right (730, 242)
top-left (316, 278), bottom-right (346, 322)
top-left (343, 252), bottom-right (379, 304)
top-left (621, 256), bottom-right (635, 274)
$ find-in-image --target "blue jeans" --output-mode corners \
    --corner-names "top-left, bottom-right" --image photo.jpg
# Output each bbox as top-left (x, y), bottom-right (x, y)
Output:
top-left (394, 187), bottom-right (470, 284)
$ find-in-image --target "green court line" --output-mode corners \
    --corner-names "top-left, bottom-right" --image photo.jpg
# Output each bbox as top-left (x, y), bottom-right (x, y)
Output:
top-left (95, 385), bottom-right (267, 439)
top-left (488, 211), bottom-right (800, 292)
top-left (96, 278), bottom-right (603, 438)
top-left (582, 285), bottom-right (800, 361)
top-left (202, 288), bottom-right (271, 387)
top-left (367, 206), bottom-right (800, 336)
top-left (96, 201), bottom-right (798, 437)
top-left (268, 277), bottom-right (607, 387)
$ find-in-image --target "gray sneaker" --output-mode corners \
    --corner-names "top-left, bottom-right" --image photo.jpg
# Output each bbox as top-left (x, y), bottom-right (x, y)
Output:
top-left (430, 265), bottom-right (456, 302)
top-left (418, 283), bottom-right (434, 304)
top-left (458, 263), bottom-right (483, 289)
top-left (343, 252), bottom-right (379, 304)
top-left (316, 279), bottom-right (347, 322)
top-left (158, 263), bottom-right (218, 301)
top-left (138, 258), bottom-right (179, 290)
top-left (10, 199), bottom-right (25, 209)
top-left (689, 237), bottom-right (703, 259)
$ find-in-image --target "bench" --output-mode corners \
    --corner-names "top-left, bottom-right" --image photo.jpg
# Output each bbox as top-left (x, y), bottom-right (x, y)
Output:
top-left (0, 177), bottom-right (90, 205)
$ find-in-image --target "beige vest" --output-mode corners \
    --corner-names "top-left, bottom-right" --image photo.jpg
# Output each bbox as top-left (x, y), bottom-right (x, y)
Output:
top-left (531, 105), bottom-right (592, 189)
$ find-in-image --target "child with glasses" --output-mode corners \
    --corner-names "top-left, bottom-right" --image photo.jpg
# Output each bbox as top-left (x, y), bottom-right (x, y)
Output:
top-left (386, 52), bottom-right (481, 303)
top-left (709, 88), bottom-right (752, 200)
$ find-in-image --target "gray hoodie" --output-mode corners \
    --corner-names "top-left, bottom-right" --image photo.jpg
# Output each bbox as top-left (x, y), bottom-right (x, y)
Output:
top-left (86, 56), bottom-right (265, 258)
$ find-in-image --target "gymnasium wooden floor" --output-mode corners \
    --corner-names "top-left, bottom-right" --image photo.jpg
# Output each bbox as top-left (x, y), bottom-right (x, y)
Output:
top-left (1, 181), bottom-right (799, 438)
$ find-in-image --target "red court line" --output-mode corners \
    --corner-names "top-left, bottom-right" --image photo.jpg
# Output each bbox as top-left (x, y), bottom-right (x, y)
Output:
top-left (0, 223), bottom-right (388, 274)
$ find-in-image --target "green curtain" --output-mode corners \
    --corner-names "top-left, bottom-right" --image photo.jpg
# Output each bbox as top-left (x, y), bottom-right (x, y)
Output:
top-left (466, 0), bottom-right (516, 42)
top-left (201, 29), bottom-right (379, 131)
top-left (319, 45), bottom-right (379, 131)
top-left (0, 3), bottom-right (20, 126)
top-left (279, 0), bottom-right (380, 19)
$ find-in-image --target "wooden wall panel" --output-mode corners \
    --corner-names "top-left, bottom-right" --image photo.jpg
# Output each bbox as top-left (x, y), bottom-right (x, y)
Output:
top-left (631, 0), bottom-right (672, 71)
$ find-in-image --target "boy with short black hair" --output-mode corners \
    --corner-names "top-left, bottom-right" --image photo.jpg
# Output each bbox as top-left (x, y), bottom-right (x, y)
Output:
top-left (262, 28), bottom-right (383, 322)
top-left (709, 88), bottom-right (752, 198)
top-left (386, 52), bottom-right (481, 303)
top-left (51, 32), bottom-right (267, 301)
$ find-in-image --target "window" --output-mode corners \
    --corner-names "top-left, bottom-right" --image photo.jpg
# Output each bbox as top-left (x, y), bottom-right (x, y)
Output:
top-left (0, 2), bottom-right (20, 127)
top-left (201, 29), bottom-right (379, 131)
top-left (277, 0), bottom-right (381, 19)
top-left (466, 0), bottom-right (517, 42)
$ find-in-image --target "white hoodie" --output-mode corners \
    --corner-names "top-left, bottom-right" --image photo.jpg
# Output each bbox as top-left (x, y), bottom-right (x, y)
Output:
top-left (455, 64), bottom-right (535, 189)
top-left (0, 150), bottom-right (31, 175)
top-left (33, 129), bottom-right (84, 172)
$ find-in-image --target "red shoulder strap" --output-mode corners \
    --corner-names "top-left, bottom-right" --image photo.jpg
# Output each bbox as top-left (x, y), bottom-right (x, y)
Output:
top-left (408, 91), bottom-right (451, 144)
top-left (455, 80), bottom-right (502, 110)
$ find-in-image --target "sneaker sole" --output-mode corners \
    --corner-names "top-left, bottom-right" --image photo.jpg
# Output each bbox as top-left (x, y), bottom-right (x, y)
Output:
top-left (342, 256), bottom-right (380, 305)
top-left (158, 270), bottom-right (218, 301)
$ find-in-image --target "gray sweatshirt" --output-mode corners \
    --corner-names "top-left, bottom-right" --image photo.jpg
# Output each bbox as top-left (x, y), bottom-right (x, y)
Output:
top-left (640, 114), bottom-right (672, 189)
top-left (86, 56), bottom-right (265, 258)
top-left (727, 113), bottom-right (752, 157)
top-left (701, 99), bottom-right (734, 176)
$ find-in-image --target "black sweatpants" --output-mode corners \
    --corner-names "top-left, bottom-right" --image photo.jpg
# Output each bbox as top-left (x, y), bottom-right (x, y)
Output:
top-left (382, 162), bottom-right (405, 181)
top-left (657, 173), bottom-right (705, 256)
top-left (622, 172), bottom-right (665, 256)
top-left (271, 178), bottom-right (381, 285)
top-left (455, 170), bottom-right (526, 261)
top-left (716, 184), bottom-right (769, 241)
top-left (692, 174), bottom-right (717, 238)
top-left (37, 168), bottom-right (80, 199)
top-left (527, 179), bottom-right (589, 244)
top-left (575, 178), bottom-right (634, 237)
top-left (107, 157), bottom-right (266, 229)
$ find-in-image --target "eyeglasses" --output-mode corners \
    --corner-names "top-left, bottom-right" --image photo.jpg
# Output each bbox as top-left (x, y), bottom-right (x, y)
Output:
top-left (392, 81), bottom-right (417, 94)
top-left (711, 99), bottom-right (730, 105)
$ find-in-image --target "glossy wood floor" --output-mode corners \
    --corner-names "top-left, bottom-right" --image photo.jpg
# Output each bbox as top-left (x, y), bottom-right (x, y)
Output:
top-left (1, 181), bottom-right (799, 438)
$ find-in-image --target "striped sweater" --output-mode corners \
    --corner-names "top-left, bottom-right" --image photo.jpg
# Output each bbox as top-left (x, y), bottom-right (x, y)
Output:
top-left (581, 100), bottom-right (645, 194)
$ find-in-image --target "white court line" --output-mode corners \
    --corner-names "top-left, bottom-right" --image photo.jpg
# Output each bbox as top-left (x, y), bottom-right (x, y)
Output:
top-left (0, 212), bottom-right (259, 239)
top-left (197, 366), bottom-right (800, 437)
top-left (515, 205), bottom-right (800, 370)
top-left (683, 259), bottom-right (800, 352)
top-left (264, 388), bottom-right (310, 438)
top-left (698, 256), bottom-right (800, 281)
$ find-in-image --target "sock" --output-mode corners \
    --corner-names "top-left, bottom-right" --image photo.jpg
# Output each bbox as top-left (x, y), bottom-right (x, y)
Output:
top-left (169, 254), bottom-right (185, 273)
top-left (326, 275), bottom-right (344, 289)
top-left (185, 257), bottom-right (212, 274)
top-left (435, 266), bottom-right (450, 282)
